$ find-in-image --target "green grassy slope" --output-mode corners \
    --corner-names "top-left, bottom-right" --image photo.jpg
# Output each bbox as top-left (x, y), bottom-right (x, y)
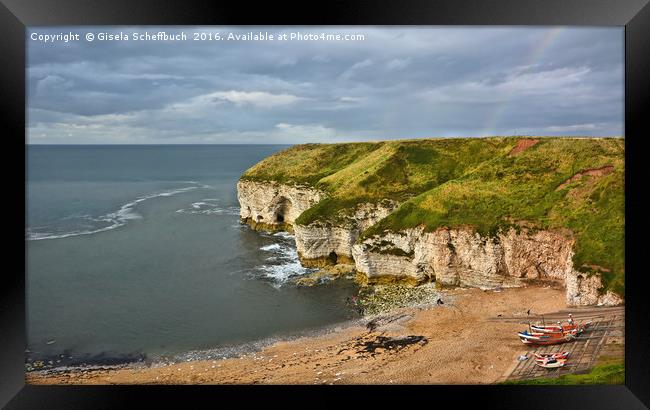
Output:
top-left (240, 142), bottom-right (384, 186)
top-left (296, 139), bottom-right (512, 224)
top-left (240, 137), bottom-right (625, 296)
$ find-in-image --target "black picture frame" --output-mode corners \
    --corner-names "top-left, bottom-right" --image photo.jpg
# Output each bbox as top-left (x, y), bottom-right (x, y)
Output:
top-left (2, 0), bottom-right (648, 408)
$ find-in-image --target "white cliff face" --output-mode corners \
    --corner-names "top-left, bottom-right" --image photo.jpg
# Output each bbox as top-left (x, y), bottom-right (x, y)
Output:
top-left (293, 201), bottom-right (399, 266)
top-left (565, 270), bottom-right (623, 306)
top-left (294, 225), bottom-right (357, 264)
top-left (237, 180), bottom-right (325, 229)
top-left (236, 179), bottom-right (622, 306)
top-left (351, 229), bottom-right (421, 282)
top-left (353, 227), bottom-right (622, 306)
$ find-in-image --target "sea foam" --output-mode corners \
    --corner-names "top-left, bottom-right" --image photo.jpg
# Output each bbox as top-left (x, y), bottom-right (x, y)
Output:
top-left (252, 233), bottom-right (314, 287)
top-left (26, 183), bottom-right (206, 241)
top-left (175, 198), bottom-right (239, 216)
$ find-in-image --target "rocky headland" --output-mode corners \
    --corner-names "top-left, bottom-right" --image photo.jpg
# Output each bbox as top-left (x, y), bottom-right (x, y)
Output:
top-left (238, 137), bottom-right (625, 306)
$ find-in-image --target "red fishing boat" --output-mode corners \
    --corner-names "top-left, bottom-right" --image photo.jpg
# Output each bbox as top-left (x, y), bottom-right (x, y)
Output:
top-left (530, 315), bottom-right (591, 334)
top-left (518, 330), bottom-right (577, 345)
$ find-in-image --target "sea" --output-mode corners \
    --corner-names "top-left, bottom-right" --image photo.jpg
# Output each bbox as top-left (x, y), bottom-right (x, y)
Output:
top-left (26, 145), bottom-right (359, 368)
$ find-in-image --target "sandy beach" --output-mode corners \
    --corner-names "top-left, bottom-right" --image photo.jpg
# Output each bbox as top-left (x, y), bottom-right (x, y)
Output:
top-left (26, 285), bottom-right (593, 385)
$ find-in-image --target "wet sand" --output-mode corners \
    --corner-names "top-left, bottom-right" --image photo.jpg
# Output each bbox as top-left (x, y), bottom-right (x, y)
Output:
top-left (27, 285), bottom-right (569, 385)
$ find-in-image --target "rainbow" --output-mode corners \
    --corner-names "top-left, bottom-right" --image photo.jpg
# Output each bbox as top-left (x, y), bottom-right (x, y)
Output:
top-left (480, 27), bottom-right (565, 136)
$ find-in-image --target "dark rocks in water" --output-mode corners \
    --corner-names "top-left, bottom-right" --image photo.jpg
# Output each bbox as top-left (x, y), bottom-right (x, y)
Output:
top-left (25, 351), bottom-right (147, 372)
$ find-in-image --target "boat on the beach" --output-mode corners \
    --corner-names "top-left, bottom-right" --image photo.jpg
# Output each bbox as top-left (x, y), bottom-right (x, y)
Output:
top-left (535, 357), bottom-right (567, 368)
top-left (518, 330), bottom-right (576, 345)
top-left (530, 324), bottom-right (582, 333)
top-left (534, 351), bottom-right (570, 361)
top-left (530, 314), bottom-right (591, 334)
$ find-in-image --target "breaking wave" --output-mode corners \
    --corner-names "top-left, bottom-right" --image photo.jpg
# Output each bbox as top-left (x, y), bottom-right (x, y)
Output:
top-left (252, 232), bottom-right (315, 287)
top-left (26, 183), bottom-right (207, 241)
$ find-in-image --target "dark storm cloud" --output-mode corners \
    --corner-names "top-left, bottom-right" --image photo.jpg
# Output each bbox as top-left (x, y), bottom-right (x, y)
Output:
top-left (27, 26), bottom-right (623, 144)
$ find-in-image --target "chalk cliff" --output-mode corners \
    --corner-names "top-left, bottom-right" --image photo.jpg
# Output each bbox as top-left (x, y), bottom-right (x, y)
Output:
top-left (237, 180), bottom-right (325, 232)
top-left (352, 226), bottom-right (622, 306)
top-left (294, 200), bottom-right (400, 267)
top-left (237, 179), bottom-right (621, 306)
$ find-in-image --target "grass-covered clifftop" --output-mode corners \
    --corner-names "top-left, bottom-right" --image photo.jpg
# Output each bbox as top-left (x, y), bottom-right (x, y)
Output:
top-left (240, 137), bottom-right (624, 296)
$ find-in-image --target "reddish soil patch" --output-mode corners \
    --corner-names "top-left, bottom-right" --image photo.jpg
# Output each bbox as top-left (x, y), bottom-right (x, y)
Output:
top-left (556, 165), bottom-right (614, 190)
top-left (580, 264), bottom-right (611, 273)
top-left (508, 139), bottom-right (540, 156)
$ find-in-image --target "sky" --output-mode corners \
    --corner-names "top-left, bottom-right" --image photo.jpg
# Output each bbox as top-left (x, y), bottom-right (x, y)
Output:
top-left (26, 26), bottom-right (624, 144)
